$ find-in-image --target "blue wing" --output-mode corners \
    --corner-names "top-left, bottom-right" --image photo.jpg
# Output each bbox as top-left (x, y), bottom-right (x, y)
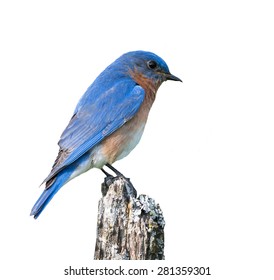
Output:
top-left (43, 78), bottom-right (145, 185)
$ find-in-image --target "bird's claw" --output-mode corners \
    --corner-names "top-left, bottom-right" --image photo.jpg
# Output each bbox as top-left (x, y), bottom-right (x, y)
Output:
top-left (101, 175), bottom-right (137, 198)
top-left (101, 175), bottom-right (115, 196)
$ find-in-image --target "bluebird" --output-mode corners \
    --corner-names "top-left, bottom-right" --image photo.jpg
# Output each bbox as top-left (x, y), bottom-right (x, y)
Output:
top-left (30, 50), bottom-right (182, 219)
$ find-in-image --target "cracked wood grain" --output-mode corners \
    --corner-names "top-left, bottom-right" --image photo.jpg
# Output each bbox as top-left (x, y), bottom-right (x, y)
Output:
top-left (94, 177), bottom-right (165, 260)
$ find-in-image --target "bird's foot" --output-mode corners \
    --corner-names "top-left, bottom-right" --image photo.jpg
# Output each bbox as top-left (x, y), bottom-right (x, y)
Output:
top-left (101, 164), bottom-right (137, 198)
top-left (101, 166), bottom-right (116, 192)
top-left (101, 175), bottom-right (115, 196)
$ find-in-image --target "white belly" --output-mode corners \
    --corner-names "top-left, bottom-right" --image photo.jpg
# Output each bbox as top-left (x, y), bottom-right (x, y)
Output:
top-left (68, 122), bottom-right (146, 181)
top-left (115, 123), bottom-right (145, 161)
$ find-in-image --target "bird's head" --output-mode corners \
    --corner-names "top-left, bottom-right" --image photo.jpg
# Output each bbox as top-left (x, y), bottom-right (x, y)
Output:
top-left (118, 51), bottom-right (182, 88)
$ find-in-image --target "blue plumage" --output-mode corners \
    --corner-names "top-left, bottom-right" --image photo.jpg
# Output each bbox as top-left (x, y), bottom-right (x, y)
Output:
top-left (42, 81), bottom-right (145, 185)
top-left (31, 163), bottom-right (77, 219)
top-left (31, 50), bottom-right (181, 219)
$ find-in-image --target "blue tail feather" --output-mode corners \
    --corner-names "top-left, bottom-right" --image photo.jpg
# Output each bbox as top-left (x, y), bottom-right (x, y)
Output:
top-left (31, 151), bottom-right (92, 219)
top-left (30, 168), bottom-right (73, 219)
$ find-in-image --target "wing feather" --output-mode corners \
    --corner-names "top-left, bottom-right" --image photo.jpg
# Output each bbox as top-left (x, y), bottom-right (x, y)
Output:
top-left (43, 80), bottom-right (145, 184)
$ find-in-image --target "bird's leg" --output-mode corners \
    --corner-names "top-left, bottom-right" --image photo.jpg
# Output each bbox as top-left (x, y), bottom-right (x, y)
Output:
top-left (101, 167), bottom-right (115, 193)
top-left (105, 163), bottom-right (137, 197)
top-left (105, 163), bottom-right (126, 177)
top-left (101, 167), bottom-right (112, 177)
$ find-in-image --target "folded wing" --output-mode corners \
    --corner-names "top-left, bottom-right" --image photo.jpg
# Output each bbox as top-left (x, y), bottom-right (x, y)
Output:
top-left (43, 80), bottom-right (145, 186)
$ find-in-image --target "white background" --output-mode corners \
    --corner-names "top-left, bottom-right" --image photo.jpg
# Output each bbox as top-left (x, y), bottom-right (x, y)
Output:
top-left (1, 0), bottom-right (274, 279)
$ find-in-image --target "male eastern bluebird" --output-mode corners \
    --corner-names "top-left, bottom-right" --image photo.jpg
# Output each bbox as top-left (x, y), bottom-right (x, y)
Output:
top-left (30, 50), bottom-right (182, 219)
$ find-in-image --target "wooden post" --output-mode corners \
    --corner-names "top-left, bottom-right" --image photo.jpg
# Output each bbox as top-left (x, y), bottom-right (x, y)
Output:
top-left (94, 176), bottom-right (165, 260)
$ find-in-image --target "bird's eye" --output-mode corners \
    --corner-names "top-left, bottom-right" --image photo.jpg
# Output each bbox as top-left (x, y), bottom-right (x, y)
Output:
top-left (147, 60), bottom-right (158, 70)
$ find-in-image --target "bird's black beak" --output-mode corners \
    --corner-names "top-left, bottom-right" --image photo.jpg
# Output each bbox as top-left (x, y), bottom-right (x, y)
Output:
top-left (165, 72), bottom-right (182, 82)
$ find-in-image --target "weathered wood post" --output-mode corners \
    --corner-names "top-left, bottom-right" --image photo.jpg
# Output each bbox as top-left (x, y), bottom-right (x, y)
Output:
top-left (94, 176), bottom-right (165, 260)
